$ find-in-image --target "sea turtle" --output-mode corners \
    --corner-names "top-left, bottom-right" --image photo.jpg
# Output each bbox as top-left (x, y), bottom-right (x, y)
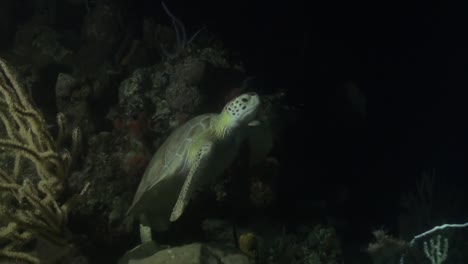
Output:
top-left (126, 92), bottom-right (261, 242)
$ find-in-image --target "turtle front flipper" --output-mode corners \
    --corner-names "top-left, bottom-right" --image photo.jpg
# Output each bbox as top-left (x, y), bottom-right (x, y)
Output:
top-left (170, 143), bottom-right (213, 222)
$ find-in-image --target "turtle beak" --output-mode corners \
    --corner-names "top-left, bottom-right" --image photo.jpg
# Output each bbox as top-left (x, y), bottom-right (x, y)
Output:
top-left (248, 120), bottom-right (261, 126)
top-left (248, 99), bottom-right (261, 127)
top-left (247, 93), bottom-right (261, 126)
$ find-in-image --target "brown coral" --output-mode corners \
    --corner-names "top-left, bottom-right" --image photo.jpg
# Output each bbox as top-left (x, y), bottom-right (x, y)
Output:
top-left (238, 232), bottom-right (258, 258)
top-left (367, 229), bottom-right (408, 264)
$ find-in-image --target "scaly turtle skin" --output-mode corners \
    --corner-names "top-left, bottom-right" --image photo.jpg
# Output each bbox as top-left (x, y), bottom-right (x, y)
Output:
top-left (127, 92), bottom-right (261, 242)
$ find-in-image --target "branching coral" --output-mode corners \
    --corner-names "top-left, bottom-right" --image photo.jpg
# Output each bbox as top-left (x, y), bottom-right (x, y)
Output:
top-left (0, 58), bottom-right (80, 263)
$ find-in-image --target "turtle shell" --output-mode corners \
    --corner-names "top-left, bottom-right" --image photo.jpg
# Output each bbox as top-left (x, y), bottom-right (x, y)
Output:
top-left (127, 113), bottom-right (217, 231)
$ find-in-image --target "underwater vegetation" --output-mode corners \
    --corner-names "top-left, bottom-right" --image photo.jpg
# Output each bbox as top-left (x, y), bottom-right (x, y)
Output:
top-left (0, 1), bottom-right (289, 263)
top-left (0, 58), bottom-right (81, 263)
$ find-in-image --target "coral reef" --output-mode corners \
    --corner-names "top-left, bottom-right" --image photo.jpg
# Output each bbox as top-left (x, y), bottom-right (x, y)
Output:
top-left (239, 232), bottom-right (258, 258)
top-left (0, 1), bottom-right (293, 262)
top-left (367, 229), bottom-right (408, 264)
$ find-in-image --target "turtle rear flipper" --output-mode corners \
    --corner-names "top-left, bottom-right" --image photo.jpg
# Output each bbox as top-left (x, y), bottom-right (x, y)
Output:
top-left (139, 214), bottom-right (152, 243)
top-left (170, 142), bottom-right (213, 222)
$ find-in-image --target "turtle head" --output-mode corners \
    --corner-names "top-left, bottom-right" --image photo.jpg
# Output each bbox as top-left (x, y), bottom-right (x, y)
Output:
top-left (215, 92), bottom-right (261, 137)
